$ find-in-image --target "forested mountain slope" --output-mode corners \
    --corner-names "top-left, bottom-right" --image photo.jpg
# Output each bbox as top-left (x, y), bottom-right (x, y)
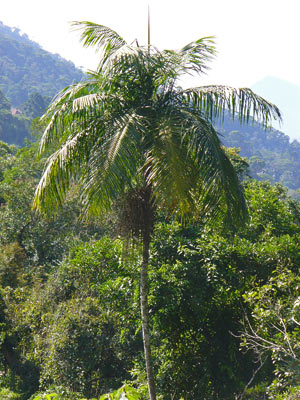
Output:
top-left (0, 88), bottom-right (52, 145)
top-left (216, 115), bottom-right (300, 192)
top-left (0, 89), bottom-right (30, 145)
top-left (0, 21), bottom-right (84, 106)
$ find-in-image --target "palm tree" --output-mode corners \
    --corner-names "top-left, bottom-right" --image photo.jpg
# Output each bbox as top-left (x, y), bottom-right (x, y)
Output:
top-left (33, 21), bottom-right (281, 400)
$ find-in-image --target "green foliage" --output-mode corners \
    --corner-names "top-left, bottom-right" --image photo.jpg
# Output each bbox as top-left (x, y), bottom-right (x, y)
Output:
top-left (0, 242), bottom-right (26, 287)
top-left (28, 384), bottom-right (142, 400)
top-left (2, 146), bottom-right (300, 399)
top-left (5, 237), bottom-right (141, 398)
top-left (0, 387), bottom-right (22, 399)
top-left (243, 383), bottom-right (269, 400)
top-left (0, 89), bottom-right (11, 110)
top-left (29, 386), bottom-right (89, 400)
top-left (99, 385), bottom-right (142, 400)
top-left (0, 140), bottom-right (105, 267)
top-left (1, 124), bottom-right (300, 398)
top-left (242, 268), bottom-right (300, 395)
top-left (224, 147), bottom-right (250, 180)
top-left (146, 181), bottom-right (300, 399)
top-left (242, 181), bottom-right (300, 240)
top-left (274, 387), bottom-right (300, 400)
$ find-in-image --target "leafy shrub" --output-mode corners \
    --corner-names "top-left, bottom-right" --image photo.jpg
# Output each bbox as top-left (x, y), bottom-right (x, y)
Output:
top-left (29, 385), bottom-right (142, 400)
top-left (0, 387), bottom-right (22, 400)
top-left (29, 386), bottom-right (88, 400)
top-left (274, 387), bottom-right (300, 400)
top-left (99, 385), bottom-right (142, 400)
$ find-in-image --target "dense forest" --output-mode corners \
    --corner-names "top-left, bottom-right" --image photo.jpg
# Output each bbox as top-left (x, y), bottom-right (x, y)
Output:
top-left (1, 19), bottom-right (300, 400)
top-left (1, 138), bottom-right (300, 400)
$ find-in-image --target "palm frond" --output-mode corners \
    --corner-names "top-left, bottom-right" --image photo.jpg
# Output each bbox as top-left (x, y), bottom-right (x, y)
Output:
top-left (40, 81), bottom-right (99, 151)
top-left (152, 37), bottom-right (215, 85)
top-left (143, 112), bottom-right (196, 214)
top-left (39, 80), bottom-right (126, 154)
top-left (176, 36), bottom-right (216, 74)
top-left (79, 110), bottom-right (145, 217)
top-left (72, 21), bottom-right (126, 52)
top-left (34, 130), bottom-right (90, 214)
top-left (98, 44), bottom-right (143, 76)
top-left (182, 86), bottom-right (282, 126)
top-left (72, 21), bottom-right (130, 73)
top-left (140, 99), bottom-right (246, 225)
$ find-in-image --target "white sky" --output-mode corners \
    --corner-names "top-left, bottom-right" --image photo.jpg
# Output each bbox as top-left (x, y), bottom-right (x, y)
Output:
top-left (2, 0), bottom-right (300, 89)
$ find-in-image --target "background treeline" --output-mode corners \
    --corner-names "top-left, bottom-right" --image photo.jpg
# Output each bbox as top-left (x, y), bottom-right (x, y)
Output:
top-left (1, 136), bottom-right (300, 400)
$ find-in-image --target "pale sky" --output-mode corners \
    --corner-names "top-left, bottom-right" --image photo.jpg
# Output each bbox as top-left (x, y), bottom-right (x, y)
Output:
top-left (1, 0), bottom-right (300, 88)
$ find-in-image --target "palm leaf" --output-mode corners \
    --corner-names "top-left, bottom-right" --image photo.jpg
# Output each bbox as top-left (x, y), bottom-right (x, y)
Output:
top-left (34, 129), bottom-right (91, 213)
top-left (72, 21), bottom-right (129, 73)
top-left (182, 86), bottom-right (282, 126)
top-left (143, 108), bottom-right (197, 214)
top-left (40, 80), bottom-right (98, 150)
top-left (79, 110), bottom-right (145, 217)
top-left (72, 21), bottom-right (126, 53)
top-left (179, 107), bottom-right (247, 224)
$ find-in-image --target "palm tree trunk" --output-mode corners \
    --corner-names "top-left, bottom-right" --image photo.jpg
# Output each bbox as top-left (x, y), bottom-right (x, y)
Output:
top-left (140, 228), bottom-right (156, 400)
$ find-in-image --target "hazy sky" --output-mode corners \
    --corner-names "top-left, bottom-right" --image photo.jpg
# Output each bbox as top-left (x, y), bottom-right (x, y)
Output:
top-left (2, 0), bottom-right (300, 89)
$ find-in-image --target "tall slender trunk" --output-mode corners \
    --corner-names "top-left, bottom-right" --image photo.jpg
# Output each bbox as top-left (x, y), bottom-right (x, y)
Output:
top-left (140, 228), bottom-right (156, 400)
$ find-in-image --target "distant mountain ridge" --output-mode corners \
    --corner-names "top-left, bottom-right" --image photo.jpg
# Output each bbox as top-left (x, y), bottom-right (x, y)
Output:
top-left (0, 21), bottom-right (84, 106)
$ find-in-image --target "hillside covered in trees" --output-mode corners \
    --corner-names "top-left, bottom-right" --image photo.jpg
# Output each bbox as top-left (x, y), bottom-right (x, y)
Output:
top-left (0, 21), bottom-right (84, 106)
top-left (0, 20), bottom-right (85, 145)
top-left (0, 89), bottom-right (51, 145)
top-left (217, 115), bottom-right (300, 194)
